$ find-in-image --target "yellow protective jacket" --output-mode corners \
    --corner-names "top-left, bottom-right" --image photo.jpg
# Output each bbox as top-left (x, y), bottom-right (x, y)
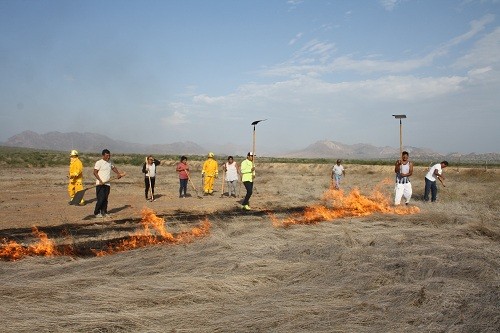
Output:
top-left (69, 157), bottom-right (84, 182)
top-left (202, 158), bottom-right (219, 177)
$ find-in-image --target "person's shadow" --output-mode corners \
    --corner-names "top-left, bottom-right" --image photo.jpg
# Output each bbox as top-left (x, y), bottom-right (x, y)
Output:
top-left (83, 205), bottom-right (131, 220)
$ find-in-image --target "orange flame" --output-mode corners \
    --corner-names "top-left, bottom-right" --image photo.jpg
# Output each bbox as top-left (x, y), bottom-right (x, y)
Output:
top-left (94, 207), bottom-right (210, 256)
top-left (270, 186), bottom-right (420, 227)
top-left (0, 208), bottom-right (211, 261)
top-left (0, 227), bottom-right (59, 261)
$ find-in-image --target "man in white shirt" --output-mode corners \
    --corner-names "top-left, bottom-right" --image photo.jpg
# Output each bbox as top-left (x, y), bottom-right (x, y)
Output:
top-left (331, 159), bottom-right (345, 190)
top-left (93, 149), bottom-right (125, 218)
top-left (424, 161), bottom-right (449, 202)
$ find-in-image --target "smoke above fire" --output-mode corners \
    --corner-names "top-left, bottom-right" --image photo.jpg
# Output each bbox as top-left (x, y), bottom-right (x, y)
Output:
top-left (269, 185), bottom-right (420, 227)
top-left (0, 208), bottom-right (211, 261)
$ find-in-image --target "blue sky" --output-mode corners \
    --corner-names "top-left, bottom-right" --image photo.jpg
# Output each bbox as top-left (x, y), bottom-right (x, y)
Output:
top-left (1, 0), bottom-right (499, 155)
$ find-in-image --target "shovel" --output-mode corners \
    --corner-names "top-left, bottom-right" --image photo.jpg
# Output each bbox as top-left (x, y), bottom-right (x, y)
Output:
top-left (70, 174), bottom-right (125, 205)
top-left (185, 170), bottom-right (203, 199)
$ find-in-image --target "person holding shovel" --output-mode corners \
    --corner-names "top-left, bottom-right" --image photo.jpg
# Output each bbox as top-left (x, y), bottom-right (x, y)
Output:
top-left (176, 156), bottom-right (189, 198)
top-left (93, 149), bottom-right (125, 218)
top-left (142, 155), bottom-right (161, 202)
top-left (240, 152), bottom-right (255, 210)
top-left (223, 156), bottom-right (240, 198)
top-left (424, 161), bottom-right (449, 202)
top-left (202, 152), bottom-right (218, 195)
top-left (68, 149), bottom-right (85, 205)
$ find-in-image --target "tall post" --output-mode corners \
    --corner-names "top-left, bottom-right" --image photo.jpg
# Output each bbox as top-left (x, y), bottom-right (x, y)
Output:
top-left (251, 119), bottom-right (267, 166)
top-left (392, 114), bottom-right (406, 158)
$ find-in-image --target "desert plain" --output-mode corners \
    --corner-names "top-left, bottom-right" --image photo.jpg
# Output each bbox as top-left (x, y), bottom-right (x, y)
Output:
top-left (0, 160), bottom-right (499, 332)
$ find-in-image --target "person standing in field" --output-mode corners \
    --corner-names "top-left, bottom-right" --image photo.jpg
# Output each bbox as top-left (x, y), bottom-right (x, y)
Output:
top-left (93, 149), bottom-right (125, 218)
top-left (240, 152), bottom-right (255, 210)
top-left (142, 155), bottom-right (161, 202)
top-left (176, 156), bottom-right (189, 198)
top-left (223, 156), bottom-right (240, 198)
top-left (331, 159), bottom-right (346, 190)
top-left (394, 151), bottom-right (413, 205)
top-left (68, 149), bottom-right (85, 205)
top-left (424, 161), bottom-right (449, 202)
top-left (202, 152), bottom-right (218, 195)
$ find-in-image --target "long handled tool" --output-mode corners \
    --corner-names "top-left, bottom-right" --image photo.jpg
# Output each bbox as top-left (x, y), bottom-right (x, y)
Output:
top-left (148, 174), bottom-right (154, 201)
top-left (220, 168), bottom-right (226, 197)
top-left (250, 119), bottom-right (266, 193)
top-left (70, 173), bottom-right (126, 205)
top-left (185, 170), bottom-right (203, 199)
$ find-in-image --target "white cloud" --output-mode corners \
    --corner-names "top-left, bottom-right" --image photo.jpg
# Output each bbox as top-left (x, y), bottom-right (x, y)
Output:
top-left (162, 104), bottom-right (189, 126)
top-left (379, 0), bottom-right (402, 11)
top-left (193, 94), bottom-right (226, 104)
top-left (289, 32), bottom-right (304, 45)
top-left (454, 26), bottom-right (500, 69)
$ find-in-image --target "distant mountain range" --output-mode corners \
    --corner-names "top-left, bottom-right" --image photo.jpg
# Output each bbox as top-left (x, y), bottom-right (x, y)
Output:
top-left (2, 131), bottom-right (499, 163)
top-left (2, 131), bottom-right (206, 155)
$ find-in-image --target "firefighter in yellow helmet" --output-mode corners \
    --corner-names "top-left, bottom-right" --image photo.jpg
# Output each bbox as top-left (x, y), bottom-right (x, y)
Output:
top-left (68, 150), bottom-right (85, 205)
top-left (202, 152), bottom-right (218, 195)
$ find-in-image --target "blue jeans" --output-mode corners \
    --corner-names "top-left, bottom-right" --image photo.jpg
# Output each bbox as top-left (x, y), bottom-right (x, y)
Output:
top-left (424, 178), bottom-right (437, 202)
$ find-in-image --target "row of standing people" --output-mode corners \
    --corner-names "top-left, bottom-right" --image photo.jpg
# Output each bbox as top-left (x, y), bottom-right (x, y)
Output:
top-left (69, 150), bottom-right (256, 218)
top-left (140, 152), bottom-right (257, 210)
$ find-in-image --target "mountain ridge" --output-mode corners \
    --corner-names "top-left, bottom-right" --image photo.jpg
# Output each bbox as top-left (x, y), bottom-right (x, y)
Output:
top-left (2, 131), bottom-right (499, 163)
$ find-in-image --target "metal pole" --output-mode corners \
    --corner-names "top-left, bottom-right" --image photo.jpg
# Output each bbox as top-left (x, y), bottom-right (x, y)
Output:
top-left (399, 118), bottom-right (403, 158)
top-left (392, 115), bottom-right (406, 158)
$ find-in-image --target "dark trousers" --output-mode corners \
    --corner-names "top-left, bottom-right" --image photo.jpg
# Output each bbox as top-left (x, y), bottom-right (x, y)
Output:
top-left (424, 178), bottom-right (437, 202)
top-left (145, 176), bottom-right (156, 198)
top-left (94, 185), bottom-right (110, 215)
top-left (179, 179), bottom-right (188, 196)
top-left (242, 181), bottom-right (253, 206)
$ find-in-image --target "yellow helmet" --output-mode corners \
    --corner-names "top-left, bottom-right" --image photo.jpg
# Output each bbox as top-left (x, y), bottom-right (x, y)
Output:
top-left (208, 152), bottom-right (214, 158)
top-left (70, 150), bottom-right (79, 157)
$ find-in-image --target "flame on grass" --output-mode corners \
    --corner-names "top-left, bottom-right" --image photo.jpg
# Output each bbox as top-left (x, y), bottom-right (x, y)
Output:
top-left (0, 208), bottom-right (211, 261)
top-left (94, 208), bottom-right (211, 256)
top-left (270, 183), bottom-right (420, 227)
top-left (0, 227), bottom-right (60, 261)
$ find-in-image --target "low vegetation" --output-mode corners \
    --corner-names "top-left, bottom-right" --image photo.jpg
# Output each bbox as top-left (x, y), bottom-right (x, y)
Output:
top-left (1, 145), bottom-right (498, 168)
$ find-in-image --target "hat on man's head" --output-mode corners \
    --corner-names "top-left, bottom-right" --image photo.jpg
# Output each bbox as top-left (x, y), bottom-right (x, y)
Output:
top-left (70, 150), bottom-right (78, 156)
top-left (208, 152), bottom-right (214, 158)
top-left (247, 152), bottom-right (255, 156)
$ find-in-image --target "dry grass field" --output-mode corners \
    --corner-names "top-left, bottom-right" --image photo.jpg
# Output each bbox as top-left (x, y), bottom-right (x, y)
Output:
top-left (0, 160), bottom-right (499, 332)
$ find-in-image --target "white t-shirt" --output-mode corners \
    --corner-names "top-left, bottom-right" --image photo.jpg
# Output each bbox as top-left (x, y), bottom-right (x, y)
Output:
top-left (333, 164), bottom-right (344, 176)
top-left (225, 162), bottom-right (238, 181)
top-left (94, 159), bottom-right (114, 185)
top-left (145, 163), bottom-right (156, 177)
top-left (425, 163), bottom-right (442, 182)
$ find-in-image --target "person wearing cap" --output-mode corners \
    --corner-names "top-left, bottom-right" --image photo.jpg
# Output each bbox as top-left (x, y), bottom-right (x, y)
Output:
top-left (240, 152), bottom-right (255, 210)
top-left (331, 159), bottom-right (345, 190)
top-left (202, 152), bottom-right (218, 195)
top-left (68, 149), bottom-right (84, 205)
